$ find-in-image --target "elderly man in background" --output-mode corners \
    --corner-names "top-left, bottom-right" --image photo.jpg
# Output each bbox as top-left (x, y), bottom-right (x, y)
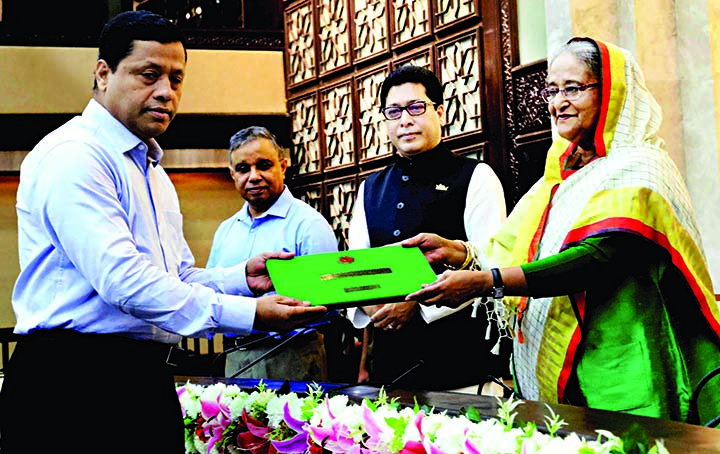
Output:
top-left (207, 126), bottom-right (338, 382)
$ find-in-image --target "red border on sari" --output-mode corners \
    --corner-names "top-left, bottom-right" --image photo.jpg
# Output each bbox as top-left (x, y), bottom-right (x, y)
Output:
top-left (593, 40), bottom-right (612, 158)
top-left (557, 292), bottom-right (586, 401)
top-left (564, 217), bottom-right (720, 340)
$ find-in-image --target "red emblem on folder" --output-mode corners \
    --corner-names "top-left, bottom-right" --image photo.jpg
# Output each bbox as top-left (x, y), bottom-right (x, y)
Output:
top-left (339, 256), bottom-right (354, 263)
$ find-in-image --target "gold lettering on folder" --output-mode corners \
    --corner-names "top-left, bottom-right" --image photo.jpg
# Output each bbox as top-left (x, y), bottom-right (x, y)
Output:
top-left (320, 268), bottom-right (392, 281)
top-left (344, 285), bottom-right (380, 293)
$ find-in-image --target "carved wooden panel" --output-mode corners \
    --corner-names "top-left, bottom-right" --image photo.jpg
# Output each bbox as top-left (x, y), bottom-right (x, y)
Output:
top-left (294, 182), bottom-right (325, 214)
top-left (288, 92), bottom-right (322, 176)
top-left (321, 80), bottom-right (356, 170)
top-left (509, 60), bottom-right (552, 201)
top-left (437, 30), bottom-right (483, 138)
top-left (353, 0), bottom-right (389, 63)
top-left (283, 0), bottom-right (516, 242)
top-left (355, 63), bottom-right (393, 163)
top-left (393, 46), bottom-right (434, 71)
top-left (325, 176), bottom-right (359, 251)
top-left (390, 0), bottom-right (431, 47)
top-left (453, 142), bottom-right (486, 161)
top-left (432, 0), bottom-right (478, 30)
top-left (359, 168), bottom-right (379, 185)
top-left (285, 1), bottom-right (316, 87)
top-left (499, 0), bottom-right (519, 201)
top-left (317, 0), bottom-right (351, 75)
top-left (513, 66), bottom-right (551, 134)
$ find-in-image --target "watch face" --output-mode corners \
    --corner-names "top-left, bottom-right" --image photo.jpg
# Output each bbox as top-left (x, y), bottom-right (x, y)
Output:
top-left (490, 268), bottom-right (504, 299)
top-left (492, 287), bottom-right (504, 299)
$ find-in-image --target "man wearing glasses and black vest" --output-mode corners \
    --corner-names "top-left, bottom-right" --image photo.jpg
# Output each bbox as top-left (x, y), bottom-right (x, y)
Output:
top-left (346, 64), bottom-right (510, 392)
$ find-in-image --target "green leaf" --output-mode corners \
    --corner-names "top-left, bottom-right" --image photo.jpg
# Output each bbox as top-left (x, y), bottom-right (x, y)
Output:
top-left (461, 405), bottom-right (482, 423)
top-left (620, 423), bottom-right (652, 454)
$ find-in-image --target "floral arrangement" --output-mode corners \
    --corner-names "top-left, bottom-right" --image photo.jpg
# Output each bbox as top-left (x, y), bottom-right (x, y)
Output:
top-left (176, 381), bottom-right (670, 454)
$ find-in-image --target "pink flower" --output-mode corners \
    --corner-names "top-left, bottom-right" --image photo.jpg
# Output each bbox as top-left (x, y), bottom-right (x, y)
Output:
top-left (400, 441), bottom-right (427, 454)
top-left (236, 408), bottom-right (275, 454)
top-left (308, 399), bottom-right (364, 453)
top-left (464, 434), bottom-right (484, 454)
top-left (400, 411), bottom-right (428, 454)
top-left (271, 402), bottom-right (309, 454)
top-left (176, 386), bottom-right (187, 417)
top-left (200, 392), bottom-right (233, 453)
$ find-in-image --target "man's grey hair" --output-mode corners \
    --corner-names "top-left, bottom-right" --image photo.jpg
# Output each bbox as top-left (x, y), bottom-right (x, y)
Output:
top-left (228, 126), bottom-right (288, 164)
top-left (550, 38), bottom-right (602, 82)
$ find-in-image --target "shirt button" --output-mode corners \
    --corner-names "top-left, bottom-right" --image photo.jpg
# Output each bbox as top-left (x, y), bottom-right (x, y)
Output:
top-left (393, 229), bottom-right (401, 237)
top-left (401, 175), bottom-right (409, 182)
top-left (139, 144), bottom-right (146, 151)
top-left (396, 202), bottom-right (404, 210)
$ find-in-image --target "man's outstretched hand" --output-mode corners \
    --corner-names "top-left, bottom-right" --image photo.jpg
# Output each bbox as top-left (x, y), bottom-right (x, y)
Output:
top-left (246, 250), bottom-right (294, 296)
top-left (401, 233), bottom-right (467, 270)
top-left (253, 295), bottom-right (327, 333)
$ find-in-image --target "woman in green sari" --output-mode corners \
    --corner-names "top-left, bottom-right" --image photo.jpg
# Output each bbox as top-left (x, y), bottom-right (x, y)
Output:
top-left (404, 37), bottom-right (720, 424)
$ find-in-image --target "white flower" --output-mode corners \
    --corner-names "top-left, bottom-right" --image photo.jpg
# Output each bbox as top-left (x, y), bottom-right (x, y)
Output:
top-left (192, 438), bottom-right (210, 454)
top-left (178, 388), bottom-right (202, 419)
top-left (429, 415), bottom-right (474, 452)
top-left (266, 393), bottom-right (302, 428)
top-left (227, 392), bottom-right (250, 419)
top-left (465, 421), bottom-right (525, 454)
top-left (199, 382), bottom-right (227, 403)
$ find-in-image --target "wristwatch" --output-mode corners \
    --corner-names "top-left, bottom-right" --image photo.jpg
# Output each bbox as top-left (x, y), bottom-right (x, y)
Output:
top-left (490, 268), bottom-right (504, 299)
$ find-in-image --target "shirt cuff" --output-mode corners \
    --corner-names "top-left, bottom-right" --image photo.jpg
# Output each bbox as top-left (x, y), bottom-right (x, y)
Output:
top-left (215, 293), bottom-right (257, 336)
top-left (419, 299), bottom-right (473, 323)
top-left (220, 261), bottom-right (252, 296)
top-left (346, 306), bottom-right (371, 329)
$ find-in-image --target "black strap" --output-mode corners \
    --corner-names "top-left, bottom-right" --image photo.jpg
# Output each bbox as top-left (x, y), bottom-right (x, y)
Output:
top-left (490, 268), bottom-right (504, 299)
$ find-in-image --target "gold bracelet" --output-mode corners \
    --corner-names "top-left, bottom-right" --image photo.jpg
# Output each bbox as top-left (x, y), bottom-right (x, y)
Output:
top-left (445, 241), bottom-right (473, 270)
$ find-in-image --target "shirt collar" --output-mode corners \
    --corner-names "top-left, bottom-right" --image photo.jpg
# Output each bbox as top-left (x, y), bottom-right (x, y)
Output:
top-left (84, 99), bottom-right (164, 167)
top-left (396, 142), bottom-right (452, 172)
top-left (241, 185), bottom-right (292, 221)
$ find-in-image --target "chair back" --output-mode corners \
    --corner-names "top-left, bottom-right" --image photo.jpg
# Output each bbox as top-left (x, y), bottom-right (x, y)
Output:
top-left (687, 365), bottom-right (720, 427)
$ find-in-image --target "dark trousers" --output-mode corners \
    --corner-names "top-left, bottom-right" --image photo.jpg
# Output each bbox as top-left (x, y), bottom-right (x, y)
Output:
top-left (0, 330), bottom-right (184, 454)
top-left (370, 305), bottom-right (511, 391)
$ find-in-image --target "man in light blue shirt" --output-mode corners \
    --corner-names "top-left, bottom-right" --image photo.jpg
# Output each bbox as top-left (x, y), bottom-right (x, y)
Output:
top-left (207, 126), bottom-right (338, 381)
top-left (0, 11), bottom-right (325, 454)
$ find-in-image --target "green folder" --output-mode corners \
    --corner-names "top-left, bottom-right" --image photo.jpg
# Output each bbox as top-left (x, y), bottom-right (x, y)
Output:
top-left (266, 245), bottom-right (438, 307)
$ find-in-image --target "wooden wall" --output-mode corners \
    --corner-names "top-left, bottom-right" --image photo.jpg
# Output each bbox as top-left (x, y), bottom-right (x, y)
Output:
top-left (282, 0), bottom-right (529, 250)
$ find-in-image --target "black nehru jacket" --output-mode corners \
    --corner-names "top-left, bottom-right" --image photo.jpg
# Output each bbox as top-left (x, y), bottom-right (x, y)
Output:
top-left (362, 143), bottom-right (510, 390)
top-left (364, 143), bottom-right (475, 247)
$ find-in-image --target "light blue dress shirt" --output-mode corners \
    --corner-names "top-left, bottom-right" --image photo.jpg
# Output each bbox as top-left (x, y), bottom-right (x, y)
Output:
top-left (207, 186), bottom-right (338, 269)
top-left (13, 99), bottom-right (256, 343)
top-left (206, 187), bottom-right (337, 339)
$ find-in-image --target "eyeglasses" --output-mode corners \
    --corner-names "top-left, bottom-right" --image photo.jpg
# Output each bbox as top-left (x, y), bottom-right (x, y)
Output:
top-left (540, 83), bottom-right (599, 102)
top-left (381, 101), bottom-right (435, 120)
